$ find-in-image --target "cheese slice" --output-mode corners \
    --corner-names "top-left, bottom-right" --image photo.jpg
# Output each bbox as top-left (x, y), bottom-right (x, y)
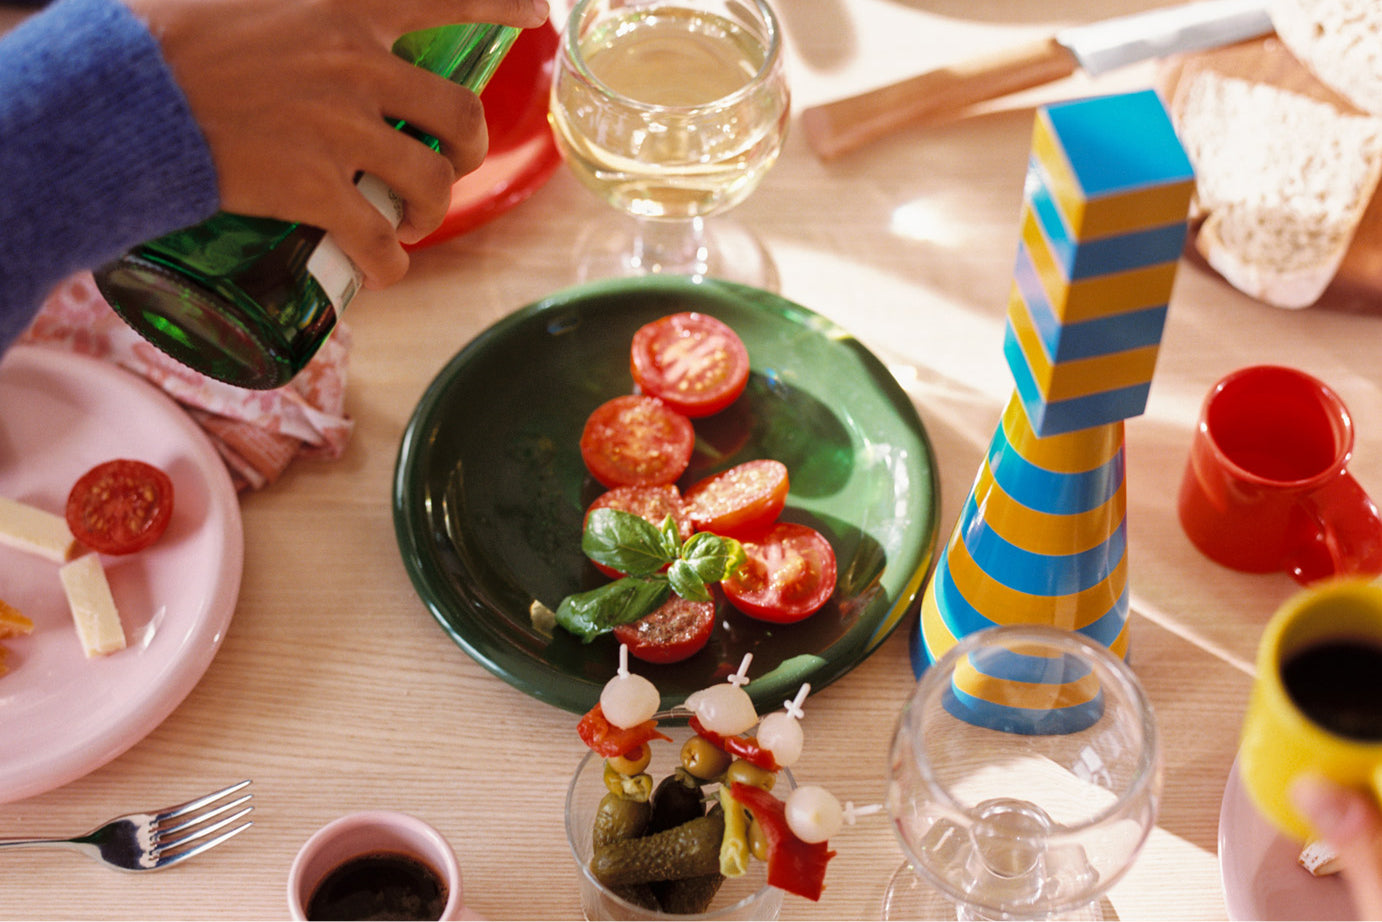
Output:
top-left (58, 554), bottom-right (125, 657)
top-left (0, 495), bottom-right (77, 563)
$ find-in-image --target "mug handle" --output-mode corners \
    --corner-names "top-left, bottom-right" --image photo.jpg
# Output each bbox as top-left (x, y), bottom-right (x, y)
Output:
top-left (1290, 471), bottom-right (1382, 584)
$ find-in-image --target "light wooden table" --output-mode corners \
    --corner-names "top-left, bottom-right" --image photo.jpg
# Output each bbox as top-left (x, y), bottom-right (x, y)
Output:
top-left (3, 0), bottom-right (1380, 918)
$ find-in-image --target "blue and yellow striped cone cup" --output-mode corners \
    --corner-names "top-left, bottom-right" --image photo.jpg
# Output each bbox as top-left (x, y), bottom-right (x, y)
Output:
top-left (912, 391), bottom-right (1129, 734)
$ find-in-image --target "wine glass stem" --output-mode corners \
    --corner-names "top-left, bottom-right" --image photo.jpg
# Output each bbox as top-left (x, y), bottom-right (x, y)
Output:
top-left (632, 216), bottom-right (710, 278)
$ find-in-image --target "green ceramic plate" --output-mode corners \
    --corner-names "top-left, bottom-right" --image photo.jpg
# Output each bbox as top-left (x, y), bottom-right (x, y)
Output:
top-left (392, 277), bottom-right (940, 715)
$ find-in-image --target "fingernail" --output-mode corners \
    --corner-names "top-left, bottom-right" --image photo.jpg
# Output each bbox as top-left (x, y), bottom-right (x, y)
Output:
top-left (531, 0), bottom-right (550, 22)
top-left (1291, 774), bottom-right (1355, 836)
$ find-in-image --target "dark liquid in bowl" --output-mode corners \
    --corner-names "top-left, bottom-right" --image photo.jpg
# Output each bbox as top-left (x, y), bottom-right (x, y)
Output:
top-left (306, 851), bottom-right (447, 921)
top-left (1283, 640), bottom-right (1382, 741)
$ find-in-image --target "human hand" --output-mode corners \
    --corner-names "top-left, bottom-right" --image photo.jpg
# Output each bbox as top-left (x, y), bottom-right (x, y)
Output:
top-left (1292, 774), bottom-right (1382, 920)
top-left (124, 0), bottom-right (549, 288)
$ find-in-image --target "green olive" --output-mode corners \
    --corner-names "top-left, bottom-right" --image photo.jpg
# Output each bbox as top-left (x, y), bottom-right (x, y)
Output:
top-left (723, 758), bottom-right (776, 792)
top-left (608, 742), bottom-right (652, 776)
top-left (680, 736), bottom-right (732, 781)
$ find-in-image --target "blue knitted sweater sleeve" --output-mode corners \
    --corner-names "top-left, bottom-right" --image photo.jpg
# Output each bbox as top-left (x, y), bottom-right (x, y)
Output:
top-left (0, 0), bottom-right (220, 351)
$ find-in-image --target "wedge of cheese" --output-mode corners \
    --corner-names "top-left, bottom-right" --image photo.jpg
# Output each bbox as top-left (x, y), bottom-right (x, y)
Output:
top-left (58, 554), bottom-right (125, 657)
top-left (0, 495), bottom-right (77, 563)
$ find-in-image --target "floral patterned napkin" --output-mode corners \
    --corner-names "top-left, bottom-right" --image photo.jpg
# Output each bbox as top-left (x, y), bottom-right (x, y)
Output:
top-left (20, 272), bottom-right (353, 491)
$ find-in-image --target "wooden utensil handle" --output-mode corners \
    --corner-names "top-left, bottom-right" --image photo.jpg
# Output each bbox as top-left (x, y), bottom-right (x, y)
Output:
top-left (800, 37), bottom-right (1078, 160)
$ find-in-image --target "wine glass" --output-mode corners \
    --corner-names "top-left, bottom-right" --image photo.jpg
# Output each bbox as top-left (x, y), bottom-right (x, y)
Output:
top-left (883, 625), bottom-right (1162, 921)
top-left (548, 0), bottom-right (790, 289)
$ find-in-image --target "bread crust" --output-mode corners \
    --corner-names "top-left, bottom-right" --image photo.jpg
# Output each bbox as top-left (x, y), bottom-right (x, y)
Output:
top-left (1273, 0), bottom-right (1382, 117)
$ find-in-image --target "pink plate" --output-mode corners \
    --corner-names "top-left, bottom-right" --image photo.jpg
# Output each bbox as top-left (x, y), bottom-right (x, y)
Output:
top-left (1219, 755), bottom-right (1357, 920)
top-left (0, 345), bottom-right (243, 803)
top-left (411, 20), bottom-right (562, 249)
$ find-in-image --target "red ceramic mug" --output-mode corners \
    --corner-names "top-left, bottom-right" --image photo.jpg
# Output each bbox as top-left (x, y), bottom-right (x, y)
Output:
top-left (1177, 365), bottom-right (1382, 585)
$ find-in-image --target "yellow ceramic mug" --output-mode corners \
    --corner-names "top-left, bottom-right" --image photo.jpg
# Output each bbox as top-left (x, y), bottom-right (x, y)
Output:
top-left (1240, 578), bottom-right (1382, 842)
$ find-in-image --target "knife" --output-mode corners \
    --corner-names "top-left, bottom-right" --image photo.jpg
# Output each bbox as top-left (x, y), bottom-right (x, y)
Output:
top-left (800, 0), bottom-right (1273, 160)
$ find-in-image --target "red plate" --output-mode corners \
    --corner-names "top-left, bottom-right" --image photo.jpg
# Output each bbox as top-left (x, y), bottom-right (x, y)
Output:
top-left (410, 21), bottom-right (562, 248)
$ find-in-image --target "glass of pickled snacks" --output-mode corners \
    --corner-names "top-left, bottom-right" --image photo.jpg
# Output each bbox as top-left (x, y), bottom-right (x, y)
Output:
top-left (569, 652), bottom-right (841, 919)
top-left (566, 716), bottom-right (796, 921)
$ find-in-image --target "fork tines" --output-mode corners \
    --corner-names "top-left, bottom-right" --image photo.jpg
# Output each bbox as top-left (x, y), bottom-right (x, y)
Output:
top-left (150, 780), bottom-right (254, 869)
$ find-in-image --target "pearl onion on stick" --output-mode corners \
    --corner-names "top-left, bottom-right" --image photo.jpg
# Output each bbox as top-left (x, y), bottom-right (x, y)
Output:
top-left (599, 644), bottom-right (660, 729)
top-left (684, 653), bottom-right (758, 735)
top-left (757, 683), bottom-right (809, 767)
top-left (785, 787), bottom-right (884, 844)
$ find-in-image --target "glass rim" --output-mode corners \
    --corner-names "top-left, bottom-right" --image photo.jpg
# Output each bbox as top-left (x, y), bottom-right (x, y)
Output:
top-left (900, 624), bottom-right (1162, 832)
top-left (558, 0), bottom-right (784, 115)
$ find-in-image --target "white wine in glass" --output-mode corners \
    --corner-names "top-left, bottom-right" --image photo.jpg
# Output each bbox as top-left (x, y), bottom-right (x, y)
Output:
top-left (549, 0), bottom-right (790, 287)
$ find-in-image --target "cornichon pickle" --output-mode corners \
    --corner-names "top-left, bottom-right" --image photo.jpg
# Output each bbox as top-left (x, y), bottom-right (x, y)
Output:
top-left (590, 811), bottom-right (726, 887)
top-left (657, 872), bottom-right (726, 915)
top-left (593, 792), bottom-right (652, 850)
top-left (611, 882), bottom-right (660, 912)
top-left (592, 793), bottom-right (659, 910)
top-left (648, 767), bottom-right (704, 834)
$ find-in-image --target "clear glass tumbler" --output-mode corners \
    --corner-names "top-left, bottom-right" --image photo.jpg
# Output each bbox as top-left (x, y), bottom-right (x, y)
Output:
top-left (565, 718), bottom-right (792, 920)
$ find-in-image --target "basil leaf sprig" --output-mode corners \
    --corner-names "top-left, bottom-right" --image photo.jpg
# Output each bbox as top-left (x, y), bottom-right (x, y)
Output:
top-left (555, 508), bottom-right (745, 643)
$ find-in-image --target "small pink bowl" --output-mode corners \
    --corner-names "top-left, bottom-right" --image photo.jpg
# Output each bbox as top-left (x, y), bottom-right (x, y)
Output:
top-left (287, 811), bottom-right (478, 921)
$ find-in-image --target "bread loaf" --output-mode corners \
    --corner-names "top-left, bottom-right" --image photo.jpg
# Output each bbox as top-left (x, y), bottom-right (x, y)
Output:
top-left (1167, 59), bottom-right (1382, 308)
top-left (1273, 0), bottom-right (1382, 117)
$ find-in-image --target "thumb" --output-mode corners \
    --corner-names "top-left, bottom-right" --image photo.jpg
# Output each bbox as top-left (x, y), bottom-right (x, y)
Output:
top-left (1292, 774), bottom-right (1382, 920)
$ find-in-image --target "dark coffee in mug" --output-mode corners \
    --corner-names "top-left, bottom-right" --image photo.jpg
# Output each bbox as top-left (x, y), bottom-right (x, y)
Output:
top-left (306, 850), bottom-right (448, 921)
top-left (1282, 639), bottom-right (1382, 742)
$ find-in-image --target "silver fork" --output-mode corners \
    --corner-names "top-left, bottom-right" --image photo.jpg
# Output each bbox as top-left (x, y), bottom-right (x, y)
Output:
top-left (0, 779), bottom-right (253, 871)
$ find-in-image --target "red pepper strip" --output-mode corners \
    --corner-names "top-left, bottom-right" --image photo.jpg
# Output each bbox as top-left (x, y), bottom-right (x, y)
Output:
top-left (688, 715), bottom-right (780, 772)
top-left (729, 782), bottom-right (835, 902)
top-left (577, 703), bottom-right (671, 758)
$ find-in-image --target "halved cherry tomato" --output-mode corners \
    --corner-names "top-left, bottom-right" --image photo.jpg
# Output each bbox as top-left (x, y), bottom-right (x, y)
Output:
top-left (584, 484), bottom-right (696, 578)
top-left (630, 312), bottom-right (750, 418)
top-left (722, 522), bottom-right (837, 623)
top-left (613, 595), bottom-right (716, 664)
top-left (683, 459), bottom-right (789, 538)
top-left (65, 459), bottom-right (174, 555)
top-left (580, 394), bottom-right (695, 489)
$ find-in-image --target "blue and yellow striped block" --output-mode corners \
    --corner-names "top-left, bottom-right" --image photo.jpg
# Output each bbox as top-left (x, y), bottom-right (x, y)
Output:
top-left (1026, 154), bottom-right (1190, 282)
top-left (1006, 341), bottom-right (1152, 436)
top-left (1030, 89), bottom-right (1195, 242)
top-left (1012, 245), bottom-right (1169, 364)
top-left (1005, 90), bottom-right (1194, 436)
top-left (1017, 206), bottom-right (1182, 325)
